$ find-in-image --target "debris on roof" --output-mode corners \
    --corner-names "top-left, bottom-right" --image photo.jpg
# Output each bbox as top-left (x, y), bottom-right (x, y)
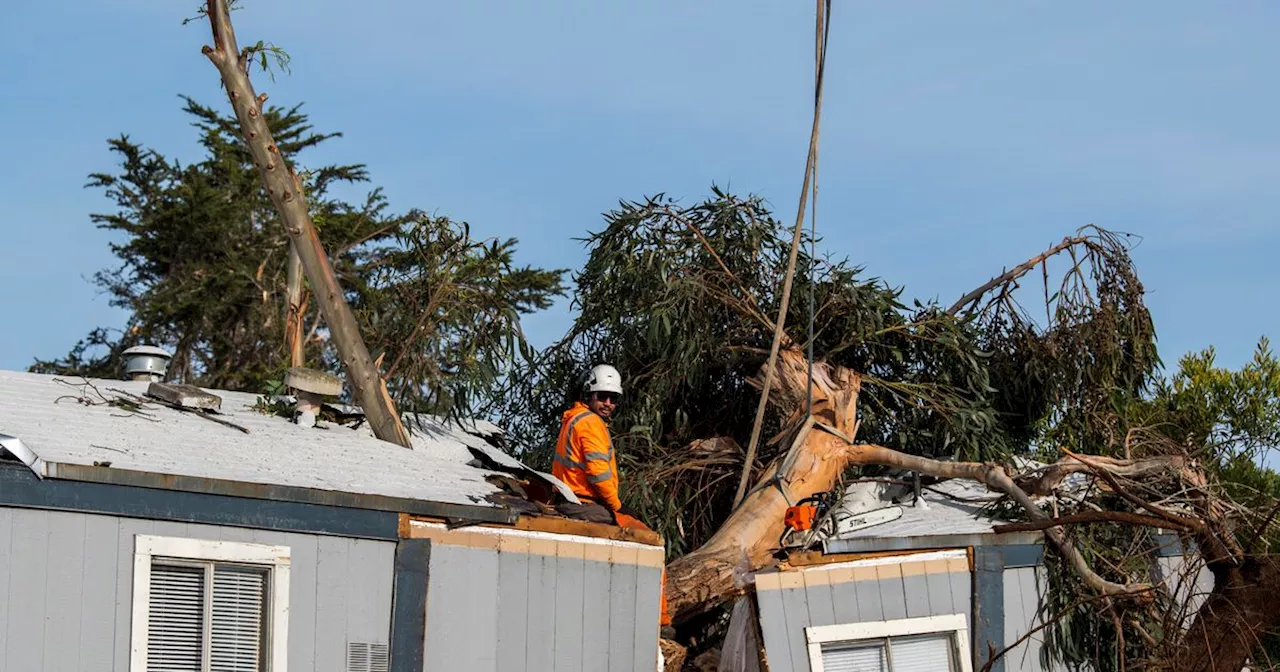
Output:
top-left (146, 382), bottom-right (223, 412)
top-left (794, 471), bottom-right (1047, 555)
top-left (0, 370), bottom-right (547, 514)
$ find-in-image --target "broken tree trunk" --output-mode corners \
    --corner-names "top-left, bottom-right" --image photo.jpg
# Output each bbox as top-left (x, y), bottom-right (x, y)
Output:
top-left (284, 243), bottom-right (306, 367)
top-left (666, 348), bottom-right (1175, 622)
top-left (201, 0), bottom-right (410, 448)
top-left (667, 349), bottom-right (860, 621)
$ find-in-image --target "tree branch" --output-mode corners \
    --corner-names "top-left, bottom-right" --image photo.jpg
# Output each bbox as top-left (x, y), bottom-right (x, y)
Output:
top-left (948, 235), bottom-right (1091, 315)
top-left (846, 444), bottom-right (1156, 598)
top-left (1016, 453), bottom-right (1186, 497)
top-left (993, 511), bottom-right (1190, 534)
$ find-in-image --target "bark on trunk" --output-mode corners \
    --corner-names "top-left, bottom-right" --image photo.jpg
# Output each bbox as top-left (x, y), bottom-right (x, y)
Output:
top-left (665, 349), bottom-right (1174, 622)
top-left (284, 243), bottom-right (306, 367)
top-left (660, 639), bottom-right (688, 672)
top-left (1175, 555), bottom-right (1280, 672)
top-left (201, 0), bottom-right (410, 448)
top-left (666, 349), bottom-right (860, 621)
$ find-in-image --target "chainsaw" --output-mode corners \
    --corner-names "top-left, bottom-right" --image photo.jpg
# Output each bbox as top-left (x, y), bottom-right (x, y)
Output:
top-left (777, 491), bottom-right (905, 553)
top-left (777, 491), bottom-right (837, 550)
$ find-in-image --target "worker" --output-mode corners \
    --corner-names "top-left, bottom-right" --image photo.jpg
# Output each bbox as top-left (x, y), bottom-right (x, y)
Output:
top-left (552, 364), bottom-right (673, 632)
top-left (552, 364), bottom-right (628, 523)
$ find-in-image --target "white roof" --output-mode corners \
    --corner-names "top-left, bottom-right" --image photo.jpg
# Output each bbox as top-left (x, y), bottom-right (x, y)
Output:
top-left (0, 370), bottom-right (509, 511)
top-left (819, 477), bottom-right (1043, 553)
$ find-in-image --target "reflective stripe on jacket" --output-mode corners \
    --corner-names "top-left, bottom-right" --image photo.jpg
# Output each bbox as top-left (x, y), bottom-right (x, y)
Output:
top-left (551, 401), bottom-right (622, 511)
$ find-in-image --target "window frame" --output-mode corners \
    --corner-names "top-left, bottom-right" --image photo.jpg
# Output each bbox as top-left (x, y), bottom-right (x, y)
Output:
top-left (129, 534), bottom-right (291, 672)
top-left (805, 613), bottom-right (973, 672)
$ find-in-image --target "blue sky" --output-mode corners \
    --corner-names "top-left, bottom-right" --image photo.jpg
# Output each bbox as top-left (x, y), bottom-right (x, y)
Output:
top-left (1, 1), bottom-right (1277, 375)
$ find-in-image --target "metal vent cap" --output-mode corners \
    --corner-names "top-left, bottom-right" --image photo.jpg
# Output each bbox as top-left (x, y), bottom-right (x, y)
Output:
top-left (121, 345), bottom-right (172, 380)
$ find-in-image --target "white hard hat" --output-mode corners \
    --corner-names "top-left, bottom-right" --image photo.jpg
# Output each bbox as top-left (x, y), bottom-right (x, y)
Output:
top-left (583, 364), bottom-right (624, 396)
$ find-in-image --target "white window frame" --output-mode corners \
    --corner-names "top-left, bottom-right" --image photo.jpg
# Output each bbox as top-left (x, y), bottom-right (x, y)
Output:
top-left (805, 613), bottom-right (973, 672)
top-left (130, 535), bottom-right (291, 672)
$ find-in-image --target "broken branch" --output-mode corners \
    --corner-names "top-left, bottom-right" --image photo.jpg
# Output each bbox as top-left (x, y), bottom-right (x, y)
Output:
top-left (948, 235), bottom-right (1091, 315)
top-left (993, 511), bottom-right (1189, 534)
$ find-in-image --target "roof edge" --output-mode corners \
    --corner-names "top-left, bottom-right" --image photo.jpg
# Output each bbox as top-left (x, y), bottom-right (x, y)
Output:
top-left (42, 462), bottom-right (516, 524)
top-left (822, 529), bottom-right (1044, 555)
top-left (0, 433), bottom-right (45, 477)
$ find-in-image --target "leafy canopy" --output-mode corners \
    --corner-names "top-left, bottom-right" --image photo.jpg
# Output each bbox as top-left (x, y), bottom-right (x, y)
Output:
top-left (34, 98), bottom-right (565, 416)
top-left (499, 189), bottom-right (1159, 553)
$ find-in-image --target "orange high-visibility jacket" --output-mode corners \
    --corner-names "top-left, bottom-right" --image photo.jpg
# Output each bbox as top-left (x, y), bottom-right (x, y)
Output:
top-left (552, 402), bottom-right (622, 511)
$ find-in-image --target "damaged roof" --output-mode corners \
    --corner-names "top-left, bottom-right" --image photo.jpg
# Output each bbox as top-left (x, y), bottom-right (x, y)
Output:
top-left (0, 370), bottom-right (532, 520)
top-left (819, 477), bottom-right (1044, 554)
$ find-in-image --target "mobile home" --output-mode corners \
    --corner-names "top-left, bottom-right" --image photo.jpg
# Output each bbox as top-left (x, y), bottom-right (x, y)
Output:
top-left (0, 369), bottom-right (663, 672)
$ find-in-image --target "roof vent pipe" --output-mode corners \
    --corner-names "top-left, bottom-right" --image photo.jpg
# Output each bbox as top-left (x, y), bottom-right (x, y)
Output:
top-left (121, 345), bottom-right (172, 382)
top-left (283, 367), bottom-right (343, 429)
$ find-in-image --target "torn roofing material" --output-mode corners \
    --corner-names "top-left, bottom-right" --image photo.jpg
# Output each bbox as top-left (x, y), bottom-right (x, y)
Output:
top-left (0, 370), bottom-right (545, 519)
top-left (819, 477), bottom-right (1043, 554)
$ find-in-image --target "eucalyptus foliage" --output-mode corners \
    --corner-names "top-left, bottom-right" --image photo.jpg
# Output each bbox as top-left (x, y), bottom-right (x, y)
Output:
top-left (1041, 340), bottom-right (1280, 671)
top-left (497, 189), bottom-right (1160, 556)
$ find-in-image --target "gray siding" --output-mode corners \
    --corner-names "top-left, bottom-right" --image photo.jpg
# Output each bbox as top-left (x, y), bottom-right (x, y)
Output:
top-left (422, 541), bottom-right (661, 672)
top-left (1002, 566), bottom-right (1067, 672)
top-left (757, 555), bottom-right (972, 672)
top-left (1152, 554), bottom-right (1214, 631)
top-left (0, 506), bottom-right (395, 672)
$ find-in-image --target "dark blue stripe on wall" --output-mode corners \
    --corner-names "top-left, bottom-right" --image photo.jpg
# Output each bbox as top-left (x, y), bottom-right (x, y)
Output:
top-left (0, 462), bottom-right (399, 539)
top-left (1154, 533), bottom-right (1196, 557)
top-left (974, 546), bottom-right (1005, 672)
top-left (390, 539), bottom-right (431, 672)
top-left (1001, 544), bottom-right (1045, 568)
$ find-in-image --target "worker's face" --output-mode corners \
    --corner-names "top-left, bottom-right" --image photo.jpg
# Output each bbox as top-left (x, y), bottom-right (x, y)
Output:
top-left (588, 392), bottom-right (620, 419)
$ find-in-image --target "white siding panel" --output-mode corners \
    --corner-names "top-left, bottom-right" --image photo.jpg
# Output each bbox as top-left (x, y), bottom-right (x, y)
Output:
top-left (497, 550), bottom-right (531, 672)
top-left (44, 512), bottom-right (87, 671)
top-left (554, 545), bottom-right (586, 672)
top-left (0, 507), bottom-right (392, 672)
top-left (606, 559), bottom-right (638, 672)
top-left (581, 559), bottom-right (612, 671)
top-left (79, 516), bottom-right (120, 672)
top-left (0, 508), bottom-right (11, 668)
top-left (756, 583), bottom-right (794, 672)
top-left (757, 557), bottom-right (974, 672)
top-left (525, 551), bottom-right (557, 672)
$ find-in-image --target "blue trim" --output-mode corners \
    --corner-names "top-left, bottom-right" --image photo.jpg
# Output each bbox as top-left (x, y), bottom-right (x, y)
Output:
top-left (973, 546), bottom-right (1005, 672)
top-left (1001, 543), bottom-right (1045, 568)
top-left (0, 462), bottom-right (399, 540)
top-left (1154, 533), bottom-right (1195, 557)
top-left (390, 539), bottom-right (431, 671)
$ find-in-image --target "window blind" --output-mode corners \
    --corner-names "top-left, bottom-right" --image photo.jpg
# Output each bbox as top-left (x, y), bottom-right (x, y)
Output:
top-left (211, 566), bottom-right (269, 672)
top-left (888, 634), bottom-right (953, 672)
top-left (820, 641), bottom-right (888, 672)
top-left (148, 563), bottom-right (206, 672)
top-left (147, 561), bottom-right (269, 672)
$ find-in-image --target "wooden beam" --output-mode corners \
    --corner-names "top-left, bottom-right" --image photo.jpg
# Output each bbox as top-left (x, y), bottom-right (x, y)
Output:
top-left (405, 513), bottom-right (664, 547)
top-left (784, 546), bottom-right (956, 568)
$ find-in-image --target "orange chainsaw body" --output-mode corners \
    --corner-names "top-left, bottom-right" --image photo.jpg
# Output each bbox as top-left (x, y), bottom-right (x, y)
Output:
top-left (784, 502), bottom-right (820, 531)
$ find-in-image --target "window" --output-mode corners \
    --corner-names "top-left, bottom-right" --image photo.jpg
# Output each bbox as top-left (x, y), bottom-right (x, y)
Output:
top-left (130, 535), bottom-right (290, 672)
top-left (805, 614), bottom-right (972, 672)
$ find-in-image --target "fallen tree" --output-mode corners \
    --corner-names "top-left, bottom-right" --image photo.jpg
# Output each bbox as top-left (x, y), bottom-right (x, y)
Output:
top-left (500, 193), bottom-right (1280, 670)
top-left (666, 349), bottom-right (1176, 622)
